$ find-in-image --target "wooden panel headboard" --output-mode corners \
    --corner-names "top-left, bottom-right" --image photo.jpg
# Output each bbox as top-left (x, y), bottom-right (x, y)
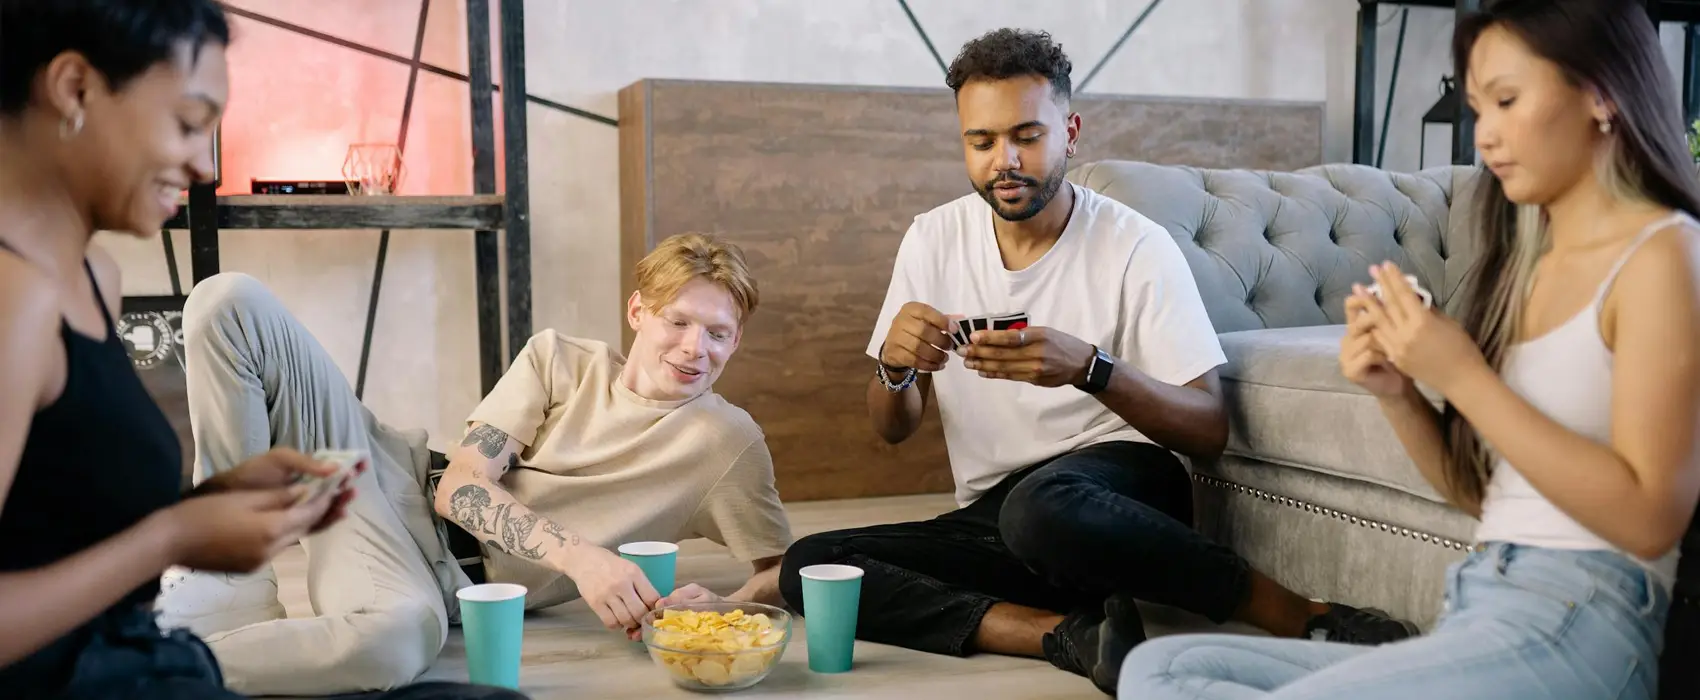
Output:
top-left (619, 78), bottom-right (1323, 502)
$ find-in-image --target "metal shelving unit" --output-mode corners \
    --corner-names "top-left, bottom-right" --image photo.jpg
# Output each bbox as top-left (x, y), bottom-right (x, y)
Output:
top-left (1353, 1), bottom-right (1479, 167)
top-left (1353, 0), bottom-right (1699, 168)
top-left (169, 0), bottom-right (531, 395)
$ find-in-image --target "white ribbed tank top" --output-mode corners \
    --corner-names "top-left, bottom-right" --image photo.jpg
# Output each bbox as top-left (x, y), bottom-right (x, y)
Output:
top-left (1475, 212), bottom-right (1694, 588)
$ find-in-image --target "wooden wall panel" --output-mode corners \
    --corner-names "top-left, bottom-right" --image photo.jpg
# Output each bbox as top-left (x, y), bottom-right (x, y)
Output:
top-left (619, 79), bottom-right (1323, 502)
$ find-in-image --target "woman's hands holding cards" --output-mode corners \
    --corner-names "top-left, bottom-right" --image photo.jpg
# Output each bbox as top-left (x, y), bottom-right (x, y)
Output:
top-left (1340, 294), bottom-right (1412, 398)
top-left (163, 448), bottom-right (360, 573)
top-left (193, 447), bottom-right (363, 535)
top-left (962, 326), bottom-right (1096, 387)
top-left (881, 301), bottom-right (955, 372)
top-left (1347, 262), bottom-right (1487, 396)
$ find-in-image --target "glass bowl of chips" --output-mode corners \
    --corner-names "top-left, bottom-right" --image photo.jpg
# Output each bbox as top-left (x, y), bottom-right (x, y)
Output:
top-left (640, 601), bottom-right (792, 692)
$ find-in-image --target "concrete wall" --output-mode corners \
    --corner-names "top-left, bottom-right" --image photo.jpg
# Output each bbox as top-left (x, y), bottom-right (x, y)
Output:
top-left (103, 0), bottom-right (1628, 451)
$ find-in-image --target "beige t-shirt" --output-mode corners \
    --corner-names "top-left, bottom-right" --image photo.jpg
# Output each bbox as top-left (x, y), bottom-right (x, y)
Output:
top-left (465, 330), bottom-right (793, 606)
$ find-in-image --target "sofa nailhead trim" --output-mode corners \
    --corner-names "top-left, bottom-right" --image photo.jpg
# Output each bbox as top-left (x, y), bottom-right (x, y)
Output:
top-left (1191, 473), bottom-right (1471, 551)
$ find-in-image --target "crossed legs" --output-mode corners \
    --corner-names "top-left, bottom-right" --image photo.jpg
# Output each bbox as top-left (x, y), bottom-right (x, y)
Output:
top-left (169, 273), bottom-right (461, 695)
top-left (779, 441), bottom-right (1349, 693)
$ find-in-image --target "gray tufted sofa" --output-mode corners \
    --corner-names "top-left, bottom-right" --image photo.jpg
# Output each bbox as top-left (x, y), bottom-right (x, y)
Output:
top-left (1065, 159), bottom-right (1487, 628)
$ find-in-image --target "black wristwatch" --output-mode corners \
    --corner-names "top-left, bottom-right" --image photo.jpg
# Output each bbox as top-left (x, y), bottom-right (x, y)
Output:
top-left (1076, 346), bottom-right (1114, 394)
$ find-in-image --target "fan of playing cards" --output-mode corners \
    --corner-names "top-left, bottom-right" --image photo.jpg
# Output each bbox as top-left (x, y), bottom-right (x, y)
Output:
top-left (946, 312), bottom-right (1029, 356)
top-left (1365, 274), bottom-right (1433, 309)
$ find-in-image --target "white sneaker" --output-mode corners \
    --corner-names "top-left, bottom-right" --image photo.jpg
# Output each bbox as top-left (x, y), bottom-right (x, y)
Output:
top-left (154, 565), bottom-right (287, 637)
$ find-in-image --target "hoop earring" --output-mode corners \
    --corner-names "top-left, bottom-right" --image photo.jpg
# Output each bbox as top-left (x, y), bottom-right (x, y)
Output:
top-left (59, 112), bottom-right (84, 140)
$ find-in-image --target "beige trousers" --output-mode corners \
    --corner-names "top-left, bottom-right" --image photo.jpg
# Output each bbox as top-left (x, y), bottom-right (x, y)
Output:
top-left (180, 273), bottom-right (473, 695)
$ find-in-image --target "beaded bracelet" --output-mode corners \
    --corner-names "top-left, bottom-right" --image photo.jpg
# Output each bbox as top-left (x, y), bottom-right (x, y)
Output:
top-left (876, 360), bottom-right (918, 393)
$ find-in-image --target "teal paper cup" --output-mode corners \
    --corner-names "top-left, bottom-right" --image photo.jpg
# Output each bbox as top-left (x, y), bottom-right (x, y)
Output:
top-left (800, 564), bottom-right (864, 673)
top-left (456, 583), bottom-right (527, 689)
top-left (618, 541), bottom-right (678, 596)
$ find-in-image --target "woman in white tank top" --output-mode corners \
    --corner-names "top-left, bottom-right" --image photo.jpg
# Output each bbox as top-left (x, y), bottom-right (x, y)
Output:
top-left (1116, 1), bottom-right (1700, 698)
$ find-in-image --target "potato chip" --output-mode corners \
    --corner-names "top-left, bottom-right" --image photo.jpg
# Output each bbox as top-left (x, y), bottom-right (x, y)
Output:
top-left (648, 608), bottom-right (787, 687)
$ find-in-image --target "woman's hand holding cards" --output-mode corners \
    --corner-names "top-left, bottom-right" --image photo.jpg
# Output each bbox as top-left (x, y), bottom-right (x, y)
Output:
top-left (1349, 262), bottom-right (1488, 396)
top-left (162, 448), bottom-right (363, 573)
top-left (193, 447), bottom-right (364, 535)
top-left (962, 326), bottom-right (1096, 387)
top-left (880, 301), bottom-right (955, 372)
top-left (1340, 293), bottom-right (1412, 398)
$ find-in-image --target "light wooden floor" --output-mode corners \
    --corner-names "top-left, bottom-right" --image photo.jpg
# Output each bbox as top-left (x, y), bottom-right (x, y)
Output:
top-left (274, 494), bottom-right (1251, 699)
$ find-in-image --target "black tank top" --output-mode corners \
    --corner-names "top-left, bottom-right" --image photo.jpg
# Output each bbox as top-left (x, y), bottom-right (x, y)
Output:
top-left (0, 245), bottom-right (184, 686)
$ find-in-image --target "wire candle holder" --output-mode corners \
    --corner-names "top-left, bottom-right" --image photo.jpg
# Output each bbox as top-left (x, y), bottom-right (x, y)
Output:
top-left (342, 143), bottom-right (405, 195)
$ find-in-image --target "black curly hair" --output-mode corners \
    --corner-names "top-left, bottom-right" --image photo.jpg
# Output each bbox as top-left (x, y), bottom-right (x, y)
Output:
top-left (1, 0), bottom-right (231, 116)
top-left (944, 28), bottom-right (1073, 103)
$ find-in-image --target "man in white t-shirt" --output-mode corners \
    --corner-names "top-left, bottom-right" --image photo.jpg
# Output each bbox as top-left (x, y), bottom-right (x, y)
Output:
top-left (156, 233), bottom-right (793, 695)
top-left (778, 28), bottom-right (1417, 695)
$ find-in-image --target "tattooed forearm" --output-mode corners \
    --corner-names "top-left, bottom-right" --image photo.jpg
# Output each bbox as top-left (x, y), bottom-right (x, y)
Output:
top-left (461, 424), bottom-right (511, 459)
top-left (500, 509), bottom-right (545, 560)
top-left (472, 455), bottom-right (516, 482)
top-left (449, 486), bottom-right (559, 561)
top-left (440, 448), bottom-right (590, 570)
top-left (448, 485), bottom-right (493, 534)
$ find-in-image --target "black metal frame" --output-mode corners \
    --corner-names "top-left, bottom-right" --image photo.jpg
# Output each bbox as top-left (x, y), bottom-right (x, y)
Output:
top-left (895, 0), bottom-right (947, 76)
top-left (1650, 0), bottom-right (1700, 24)
top-left (1078, 0), bottom-right (1165, 93)
top-left (500, 0), bottom-right (533, 375)
top-left (1356, 0), bottom-right (1699, 168)
top-left (892, 0), bottom-right (1167, 95)
top-left (175, 1), bottom-right (556, 395)
top-left (354, 0), bottom-right (432, 400)
top-left (219, 4), bottom-right (615, 126)
top-left (1354, 0), bottom-right (1478, 167)
top-left (467, 0), bottom-right (503, 394)
top-left (1685, 23), bottom-right (1700, 126)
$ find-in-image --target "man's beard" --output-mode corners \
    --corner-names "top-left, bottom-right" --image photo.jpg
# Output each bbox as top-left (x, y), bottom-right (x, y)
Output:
top-left (975, 161), bottom-right (1068, 222)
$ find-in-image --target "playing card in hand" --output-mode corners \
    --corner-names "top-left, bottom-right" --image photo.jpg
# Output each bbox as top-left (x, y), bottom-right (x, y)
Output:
top-left (989, 312), bottom-right (1029, 331)
top-left (1366, 274), bottom-right (1433, 309)
top-left (947, 312), bottom-right (1029, 355)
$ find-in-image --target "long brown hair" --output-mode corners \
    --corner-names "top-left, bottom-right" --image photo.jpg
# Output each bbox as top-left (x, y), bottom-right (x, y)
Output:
top-left (1446, 0), bottom-right (1700, 508)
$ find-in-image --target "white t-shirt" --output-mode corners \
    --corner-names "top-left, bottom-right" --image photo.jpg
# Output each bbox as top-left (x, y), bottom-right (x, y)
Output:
top-left (866, 182), bottom-right (1227, 507)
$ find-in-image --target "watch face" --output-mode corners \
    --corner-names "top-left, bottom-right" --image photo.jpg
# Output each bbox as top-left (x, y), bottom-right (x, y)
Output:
top-left (1088, 349), bottom-right (1113, 392)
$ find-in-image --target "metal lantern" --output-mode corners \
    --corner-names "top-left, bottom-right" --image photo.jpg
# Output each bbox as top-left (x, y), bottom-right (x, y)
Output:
top-left (1419, 77), bottom-right (1459, 171)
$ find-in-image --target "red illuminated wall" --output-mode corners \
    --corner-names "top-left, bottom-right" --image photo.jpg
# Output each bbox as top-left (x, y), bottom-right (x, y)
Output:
top-left (214, 0), bottom-right (506, 197)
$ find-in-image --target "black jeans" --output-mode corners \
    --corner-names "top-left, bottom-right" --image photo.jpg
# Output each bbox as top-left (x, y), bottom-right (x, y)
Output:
top-left (1662, 590), bottom-right (1699, 700)
top-left (1656, 507), bottom-right (1700, 699)
top-left (13, 606), bottom-right (529, 700)
top-left (778, 441), bottom-right (1251, 656)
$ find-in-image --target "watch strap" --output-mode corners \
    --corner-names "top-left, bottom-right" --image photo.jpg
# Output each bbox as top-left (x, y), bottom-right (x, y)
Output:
top-left (1079, 347), bottom-right (1113, 394)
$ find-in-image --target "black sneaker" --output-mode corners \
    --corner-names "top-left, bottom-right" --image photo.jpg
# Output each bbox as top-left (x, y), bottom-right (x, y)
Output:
top-left (1305, 602), bottom-right (1419, 645)
top-left (1041, 594), bottom-right (1147, 695)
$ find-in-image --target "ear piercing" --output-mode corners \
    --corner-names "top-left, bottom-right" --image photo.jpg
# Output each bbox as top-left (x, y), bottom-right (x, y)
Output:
top-left (59, 112), bottom-right (84, 140)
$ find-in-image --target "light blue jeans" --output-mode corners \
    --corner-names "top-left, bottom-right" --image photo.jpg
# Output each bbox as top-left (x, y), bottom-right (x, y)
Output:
top-left (1117, 543), bottom-right (1670, 699)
